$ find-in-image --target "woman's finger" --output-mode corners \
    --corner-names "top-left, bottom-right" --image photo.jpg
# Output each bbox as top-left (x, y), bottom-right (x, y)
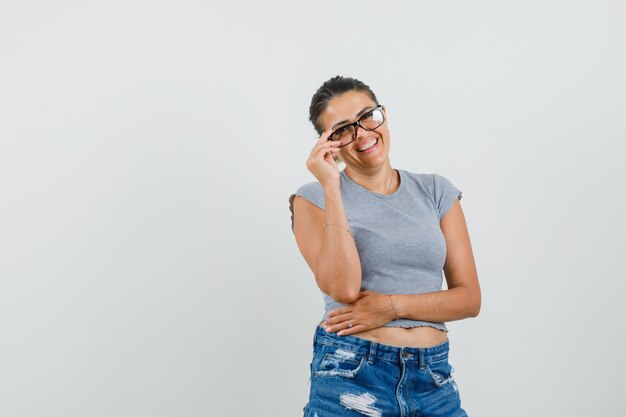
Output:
top-left (309, 140), bottom-right (340, 159)
top-left (318, 127), bottom-right (334, 142)
top-left (324, 311), bottom-right (352, 327)
top-left (328, 306), bottom-right (352, 317)
top-left (309, 127), bottom-right (337, 156)
top-left (337, 323), bottom-right (367, 336)
top-left (310, 147), bottom-right (339, 164)
top-left (316, 144), bottom-right (340, 155)
top-left (324, 318), bottom-right (357, 334)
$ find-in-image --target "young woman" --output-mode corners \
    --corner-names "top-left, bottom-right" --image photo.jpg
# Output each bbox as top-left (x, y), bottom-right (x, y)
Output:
top-left (289, 76), bottom-right (481, 417)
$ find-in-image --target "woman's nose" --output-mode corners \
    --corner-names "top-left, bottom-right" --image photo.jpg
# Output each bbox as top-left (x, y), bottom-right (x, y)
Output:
top-left (354, 125), bottom-right (368, 140)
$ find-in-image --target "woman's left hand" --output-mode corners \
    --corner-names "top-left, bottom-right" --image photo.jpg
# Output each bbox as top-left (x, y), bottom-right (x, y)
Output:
top-left (324, 290), bottom-right (397, 336)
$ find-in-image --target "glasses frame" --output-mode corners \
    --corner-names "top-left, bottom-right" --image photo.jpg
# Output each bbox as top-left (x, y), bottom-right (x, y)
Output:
top-left (326, 105), bottom-right (385, 148)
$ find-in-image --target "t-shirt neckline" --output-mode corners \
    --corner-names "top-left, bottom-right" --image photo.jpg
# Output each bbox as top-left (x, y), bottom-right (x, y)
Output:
top-left (340, 169), bottom-right (406, 199)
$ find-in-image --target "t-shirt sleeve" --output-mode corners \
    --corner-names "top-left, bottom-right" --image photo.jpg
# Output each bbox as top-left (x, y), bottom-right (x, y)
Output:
top-left (433, 174), bottom-right (463, 220)
top-left (288, 182), bottom-right (325, 232)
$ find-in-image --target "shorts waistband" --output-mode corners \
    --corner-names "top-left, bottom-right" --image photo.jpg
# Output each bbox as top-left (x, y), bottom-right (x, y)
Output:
top-left (313, 325), bottom-right (450, 364)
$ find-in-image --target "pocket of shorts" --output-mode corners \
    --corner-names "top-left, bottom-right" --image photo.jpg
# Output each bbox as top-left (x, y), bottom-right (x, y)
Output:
top-left (425, 357), bottom-right (456, 388)
top-left (312, 346), bottom-right (366, 379)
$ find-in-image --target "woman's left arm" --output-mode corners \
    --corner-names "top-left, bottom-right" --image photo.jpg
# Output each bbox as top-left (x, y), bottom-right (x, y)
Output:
top-left (325, 199), bottom-right (481, 335)
top-left (394, 198), bottom-right (481, 321)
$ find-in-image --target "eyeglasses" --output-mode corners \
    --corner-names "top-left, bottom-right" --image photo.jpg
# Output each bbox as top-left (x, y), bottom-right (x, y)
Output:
top-left (327, 105), bottom-right (385, 147)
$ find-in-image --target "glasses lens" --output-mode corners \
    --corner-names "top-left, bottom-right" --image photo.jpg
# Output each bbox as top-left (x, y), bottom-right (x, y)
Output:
top-left (360, 108), bottom-right (384, 130)
top-left (330, 125), bottom-right (355, 146)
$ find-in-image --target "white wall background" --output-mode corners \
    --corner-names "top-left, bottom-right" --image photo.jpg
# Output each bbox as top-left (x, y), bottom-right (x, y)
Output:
top-left (1, 1), bottom-right (625, 416)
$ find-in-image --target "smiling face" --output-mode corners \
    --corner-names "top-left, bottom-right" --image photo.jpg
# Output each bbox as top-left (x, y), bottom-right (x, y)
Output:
top-left (318, 90), bottom-right (391, 172)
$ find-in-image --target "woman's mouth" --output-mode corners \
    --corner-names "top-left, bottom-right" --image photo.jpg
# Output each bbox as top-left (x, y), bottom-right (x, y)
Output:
top-left (357, 138), bottom-right (379, 153)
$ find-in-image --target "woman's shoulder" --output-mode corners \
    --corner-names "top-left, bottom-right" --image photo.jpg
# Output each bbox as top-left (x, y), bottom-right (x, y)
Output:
top-left (399, 169), bottom-right (462, 220)
top-left (289, 180), bottom-right (325, 211)
top-left (399, 169), bottom-right (437, 189)
top-left (399, 169), bottom-right (460, 199)
top-left (289, 181), bottom-right (325, 232)
top-left (399, 169), bottom-right (455, 189)
top-left (293, 180), bottom-right (323, 195)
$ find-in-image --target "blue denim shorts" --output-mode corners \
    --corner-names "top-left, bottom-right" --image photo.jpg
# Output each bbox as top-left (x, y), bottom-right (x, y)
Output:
top-left (303, 325), bottom-right (468, 417)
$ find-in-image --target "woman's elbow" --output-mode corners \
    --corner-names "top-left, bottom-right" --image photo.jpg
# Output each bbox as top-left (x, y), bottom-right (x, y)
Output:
top-left (331, 288), bottom-right (361, 304)
top-left (469, 290), bottom-right (481, 317)
top-left (325, 280), bottom-right (361, 304)
top-left (315, 269), bottom-right (362, 304)
top-left (470, 303), bottom-right (481, 318)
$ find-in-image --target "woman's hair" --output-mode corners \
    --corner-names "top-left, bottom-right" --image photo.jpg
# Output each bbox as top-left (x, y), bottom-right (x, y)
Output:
top-left (309, 75), bottom-right (379, 135)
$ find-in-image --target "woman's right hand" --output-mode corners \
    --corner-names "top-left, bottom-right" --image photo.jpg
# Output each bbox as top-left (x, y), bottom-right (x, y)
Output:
top-left (306, 128), bottom-right (342, 188)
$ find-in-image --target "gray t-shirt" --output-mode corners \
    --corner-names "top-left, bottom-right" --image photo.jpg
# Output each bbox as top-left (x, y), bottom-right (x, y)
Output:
top-left (289, 169), bottom-right (463, 332)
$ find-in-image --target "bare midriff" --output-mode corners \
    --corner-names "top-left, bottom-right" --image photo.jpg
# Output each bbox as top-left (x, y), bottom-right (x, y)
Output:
top-left (319, 321), bottom-right (448, 348)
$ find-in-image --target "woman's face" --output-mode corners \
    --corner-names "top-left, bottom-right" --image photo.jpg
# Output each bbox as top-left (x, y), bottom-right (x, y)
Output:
top-left (319, 90), bottom-right (391, 171)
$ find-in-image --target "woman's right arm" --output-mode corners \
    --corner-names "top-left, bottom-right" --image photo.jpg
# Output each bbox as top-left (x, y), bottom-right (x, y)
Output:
top-left (291, 132), bottom-right (362, 304)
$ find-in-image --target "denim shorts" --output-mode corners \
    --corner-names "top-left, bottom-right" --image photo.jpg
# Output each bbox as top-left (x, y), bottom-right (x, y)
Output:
top-left (303, 325), bottom-right (468, 417)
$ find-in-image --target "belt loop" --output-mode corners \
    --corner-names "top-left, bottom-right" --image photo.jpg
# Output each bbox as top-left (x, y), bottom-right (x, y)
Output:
top-left (418, 348), bottom-right (426, 370)
top-left (368, 342), bottom-right (377, 365)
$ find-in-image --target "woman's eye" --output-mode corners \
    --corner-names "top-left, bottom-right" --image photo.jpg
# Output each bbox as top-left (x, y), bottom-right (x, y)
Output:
top-left (362, 111), bottom-right (374, 120)
top-left (335, 126), bottom-right (351, 135)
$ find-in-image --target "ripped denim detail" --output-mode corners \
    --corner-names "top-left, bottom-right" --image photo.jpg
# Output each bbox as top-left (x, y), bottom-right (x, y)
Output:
top-left (339, 392), bottom-right (382, 417)
top-left (313, 347), bottom-right (367, 378)
top-left (427, 364), bottom-right (458, 391)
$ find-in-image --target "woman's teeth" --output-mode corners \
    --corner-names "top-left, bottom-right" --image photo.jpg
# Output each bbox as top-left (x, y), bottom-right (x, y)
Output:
top-left (358, 139), bottom-right (378, 152)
